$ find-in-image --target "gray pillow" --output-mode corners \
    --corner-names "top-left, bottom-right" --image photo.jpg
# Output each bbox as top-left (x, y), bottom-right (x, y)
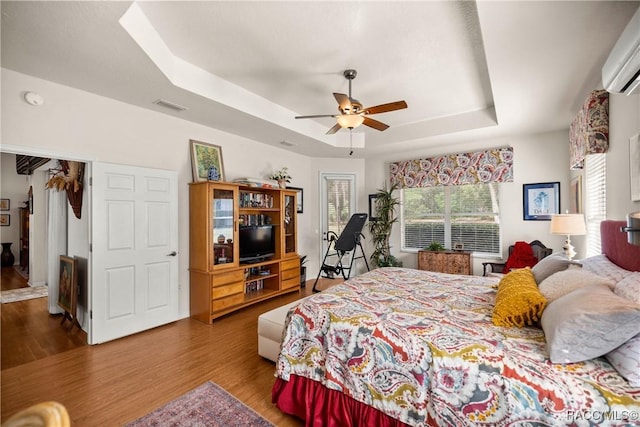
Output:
top-left (541, 283), bottom-right (640, 363)
top-left (531, 253), bottom-right (576, 283)
top-left (538, 267), bottom-right (614, 302)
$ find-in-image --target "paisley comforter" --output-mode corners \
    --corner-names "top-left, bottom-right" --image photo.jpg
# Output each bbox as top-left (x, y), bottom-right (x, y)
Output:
top-left (275, 267), bottom-right (640, 426)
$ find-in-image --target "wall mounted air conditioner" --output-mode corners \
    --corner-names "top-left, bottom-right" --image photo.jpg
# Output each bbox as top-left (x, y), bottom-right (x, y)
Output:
top-left (602, 6), bottom-right (640, 95)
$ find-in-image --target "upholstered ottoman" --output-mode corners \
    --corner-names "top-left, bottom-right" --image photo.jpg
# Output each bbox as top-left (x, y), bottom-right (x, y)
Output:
top-left (258, 296), bottom-right (311, 362)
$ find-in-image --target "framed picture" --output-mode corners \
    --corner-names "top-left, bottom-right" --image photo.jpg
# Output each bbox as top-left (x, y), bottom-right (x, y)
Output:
top-left (58, 255), bottom-right (77, 315)
top-left (631, 133), bottom-right (640, 202)
top-left (523, 182), bottom-right (560, 221)
top-left (368, 194), bottom-right (380, 221)
top-left (0, 199), bottom-right (9, 211)
top-left (190, 139), bottom-right (225, 182)
top-left (569, 175), bottom-right (583, 214)
top-left (453, 242), bottom-right (465, 251)
top-left (0, 214), bottom-right (9, 226)
top-left (289, 186), bottom-right (304, 213)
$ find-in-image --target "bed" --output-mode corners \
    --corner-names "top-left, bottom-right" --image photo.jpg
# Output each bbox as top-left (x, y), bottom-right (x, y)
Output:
top-left (272, 220), bottom-right (640, 426)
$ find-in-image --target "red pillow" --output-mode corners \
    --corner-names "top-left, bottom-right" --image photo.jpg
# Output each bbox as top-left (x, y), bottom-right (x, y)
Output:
top-left (504, 241), bottom-right (539, 273)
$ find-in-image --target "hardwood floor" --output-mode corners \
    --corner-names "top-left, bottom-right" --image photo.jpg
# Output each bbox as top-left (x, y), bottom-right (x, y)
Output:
top-left (1, 266), bottom-right (29, 291)
top-left (1, 276), bottom-right (342, 425)
top-left (1, 266), bottom-right (87, 370)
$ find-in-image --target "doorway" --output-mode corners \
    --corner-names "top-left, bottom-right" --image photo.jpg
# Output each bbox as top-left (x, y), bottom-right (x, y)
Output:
top-left (0, 151), bottom-right (88, 369)
top-left (319, 172), bottom-right (356, 268)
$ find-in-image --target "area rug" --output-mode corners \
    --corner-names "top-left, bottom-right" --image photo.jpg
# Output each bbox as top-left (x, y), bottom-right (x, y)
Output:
top-left (0, 285), bottom-right (47, 303)
top-left (125, 381), bottom-right (274, 427)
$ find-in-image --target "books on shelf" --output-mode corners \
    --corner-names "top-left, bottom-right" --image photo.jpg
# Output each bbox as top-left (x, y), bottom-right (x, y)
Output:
top-left (245, 279), bottom-right (264, 293)
top-left (239, 192), bottom-right (274, 208)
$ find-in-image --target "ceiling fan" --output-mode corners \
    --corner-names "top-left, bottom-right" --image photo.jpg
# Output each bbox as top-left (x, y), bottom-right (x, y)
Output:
top-left (295, 69), bottom-right (408, 135)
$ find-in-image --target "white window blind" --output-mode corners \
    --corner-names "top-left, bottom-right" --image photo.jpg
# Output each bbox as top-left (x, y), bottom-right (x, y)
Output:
top-left (584, 154), bottom-right (606, 257)
top-left (401, 183), bottom-right (501, 255)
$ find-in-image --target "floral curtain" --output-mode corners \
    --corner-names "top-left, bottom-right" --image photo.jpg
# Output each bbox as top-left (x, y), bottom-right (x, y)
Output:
top-left (389, 147), bottom-right (514, 188)
top-left (569, 89), bottom-right (609, 170)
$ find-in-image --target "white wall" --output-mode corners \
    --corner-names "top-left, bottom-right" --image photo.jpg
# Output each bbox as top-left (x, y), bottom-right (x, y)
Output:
top-left (2, 68), bottom-right (317, 319)
top-left (606, 93), bottom-right (640, 220)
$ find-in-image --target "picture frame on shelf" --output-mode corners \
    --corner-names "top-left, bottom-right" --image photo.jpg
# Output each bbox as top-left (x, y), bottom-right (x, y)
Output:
top-left (0, 214), bottom-right (9, 226)
top-left (190, 139), bottom-right (225, 182)
top-left (288, 186), bottom-right (303, 213)
top-left (569, 175), bottom-right (583, 214)
top-left (0, 199), bottom-right (9, 211)
top-left (523, 182), bottom-right (560, 221)
top-left (368, 194), bottom-right (380, 221)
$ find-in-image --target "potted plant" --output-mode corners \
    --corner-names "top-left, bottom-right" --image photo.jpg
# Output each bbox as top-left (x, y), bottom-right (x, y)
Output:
top-left (269, 167), bottom-right (292, 188)
top-left (299, 255), bottom-right (307, 287)
top-left (425, 242), bottom-right (445, 251)
top-left (369, 183), bottom-right (403, 267)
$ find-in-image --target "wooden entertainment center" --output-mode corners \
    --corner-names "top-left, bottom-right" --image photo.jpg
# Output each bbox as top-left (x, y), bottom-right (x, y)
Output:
top-left (189, 181), bottom-right (300, 323)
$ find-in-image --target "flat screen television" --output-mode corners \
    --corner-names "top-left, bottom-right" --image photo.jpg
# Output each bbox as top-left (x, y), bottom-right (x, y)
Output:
top-left (239, 225), bottom-right (275, 263)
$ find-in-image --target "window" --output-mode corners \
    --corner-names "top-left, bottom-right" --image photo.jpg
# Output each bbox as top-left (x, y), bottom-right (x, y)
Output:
top-left (401, 183), bottom-right (501, 255)
top-left (584, 154), bottom-right (606, 257)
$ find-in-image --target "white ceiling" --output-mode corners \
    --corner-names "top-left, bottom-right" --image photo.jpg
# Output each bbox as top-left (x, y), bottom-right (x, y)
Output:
top-left (1, 1), bottom-right (638, 158)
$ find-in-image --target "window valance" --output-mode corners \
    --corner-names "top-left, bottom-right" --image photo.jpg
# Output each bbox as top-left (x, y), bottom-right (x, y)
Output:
top-left (389, 147), bottom-right (514, 188)
top-left (569, 89), bottom-right (609, 170)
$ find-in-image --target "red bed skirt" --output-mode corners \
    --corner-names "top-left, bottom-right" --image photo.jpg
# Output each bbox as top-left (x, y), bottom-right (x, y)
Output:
top-left (272, 374), bottom-right (410, 427)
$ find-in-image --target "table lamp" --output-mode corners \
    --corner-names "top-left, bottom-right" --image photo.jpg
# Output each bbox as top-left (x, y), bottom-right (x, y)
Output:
top-left (550, 213), bottom-right (586, 260)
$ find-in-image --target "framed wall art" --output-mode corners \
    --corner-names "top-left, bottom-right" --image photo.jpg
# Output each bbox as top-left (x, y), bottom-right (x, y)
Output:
top-left (288, 186), bottom-right (304, 213)
top-left (523, 182), bottom-right (560, 221)
top-left (0, 199), bottom-right (9, 211)
top-left (190, 139), bottom-right (225, 182)
top-left (0, 214), bottom-right (9, 226)
top-left (368, 194), bottom-right (380, 221)
top-left (58, 255), bottom-right (77, 315)
top-left (569, 175), bottom-right (583, 214)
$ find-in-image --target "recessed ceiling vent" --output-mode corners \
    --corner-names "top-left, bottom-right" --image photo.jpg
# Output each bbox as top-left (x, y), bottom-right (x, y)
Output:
top-left (153, 99), bottom-right (189, 112)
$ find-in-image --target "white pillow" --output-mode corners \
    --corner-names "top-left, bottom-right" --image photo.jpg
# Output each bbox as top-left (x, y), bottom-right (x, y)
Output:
top-left (581, 254), bottom-right (630, 282)
top-left (614, 272), bottom-right (640, 304)
top-left (606, 333), bottom-right (640, 387)
top-left (541, 283), bottom-right (640, 364)
top-left (538, 267), bottom-right (615, 302)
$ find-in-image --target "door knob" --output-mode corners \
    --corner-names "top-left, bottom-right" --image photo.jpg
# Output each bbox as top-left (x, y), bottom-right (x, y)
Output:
top-left (167, 251), bottom-right (177, 256)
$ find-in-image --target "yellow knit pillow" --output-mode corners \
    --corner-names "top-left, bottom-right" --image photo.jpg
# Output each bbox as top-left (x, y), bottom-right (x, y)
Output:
top-left (492, 268), bottom-right (547, 327)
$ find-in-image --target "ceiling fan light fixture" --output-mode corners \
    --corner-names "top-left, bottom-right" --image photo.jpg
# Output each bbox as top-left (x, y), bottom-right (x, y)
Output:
top-left (337, 114), bottom-right (364, 129)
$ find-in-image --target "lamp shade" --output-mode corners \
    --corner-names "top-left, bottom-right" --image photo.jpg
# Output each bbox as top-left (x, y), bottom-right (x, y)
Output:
top-left (550, 214), bottom-right (586, 235)
top-left (336, 114), bottom-right (365, 129)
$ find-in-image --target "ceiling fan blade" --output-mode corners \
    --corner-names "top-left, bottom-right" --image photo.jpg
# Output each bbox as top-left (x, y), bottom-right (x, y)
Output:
top-left (333, 93), bottom-right (352, 112)
top-left (295, 114), bottom-right (337, 119)
top-left (363, 116), bottom-right (390, 131)
top-left (326, 123), bottom-right (342, 135)
top-left (363, 100), bottom-right (408, 115)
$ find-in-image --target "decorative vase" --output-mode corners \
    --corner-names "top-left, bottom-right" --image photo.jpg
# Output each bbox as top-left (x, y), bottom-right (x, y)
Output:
top-left (278, 179), bottom-right (286, 189)
top-left (1, 242), bottom-right (15, 267)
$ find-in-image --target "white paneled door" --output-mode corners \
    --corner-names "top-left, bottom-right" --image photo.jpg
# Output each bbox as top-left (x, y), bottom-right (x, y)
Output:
top-left (90, 162), bottom-right (178, 344)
